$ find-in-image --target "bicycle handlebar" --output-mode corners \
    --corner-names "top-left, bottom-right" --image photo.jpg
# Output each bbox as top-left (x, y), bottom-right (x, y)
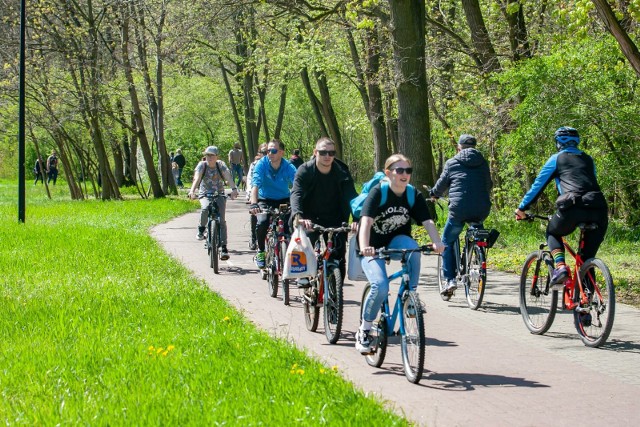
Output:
top-left (204, 192), bottom-right (228, 200)
top-left (357, 245), bottom-right (435, 257)
top-left (311, 223), bottom-right (351, 234)
top-left (518, 213), bottom-right (550, 222)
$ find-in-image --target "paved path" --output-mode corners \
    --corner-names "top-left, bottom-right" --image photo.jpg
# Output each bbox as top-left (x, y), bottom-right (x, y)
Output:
top-left (151, 194), bottom-right (640, 426)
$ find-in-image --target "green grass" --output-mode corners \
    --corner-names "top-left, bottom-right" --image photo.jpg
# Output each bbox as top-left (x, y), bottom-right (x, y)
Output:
top-left (415, 205), bottom-right (640, 307)
top-left (0, 180), bottom-right (408, 426)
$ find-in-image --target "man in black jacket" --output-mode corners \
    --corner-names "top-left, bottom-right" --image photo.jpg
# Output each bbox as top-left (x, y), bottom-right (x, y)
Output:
top-left (173, 149), bottom-right (186, 188)
top-left (430, 134), bottom-right (493, 295)
top-left (290, 137), bottom-right (358, 283)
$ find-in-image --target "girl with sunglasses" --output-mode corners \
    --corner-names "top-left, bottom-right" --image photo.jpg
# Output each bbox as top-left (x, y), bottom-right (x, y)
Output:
top-left (355, 154), bottom-right (444, 354)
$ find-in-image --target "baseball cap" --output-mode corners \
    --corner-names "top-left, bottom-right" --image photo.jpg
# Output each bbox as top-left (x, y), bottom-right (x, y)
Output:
top-left (203, 146), bottom-right (219, 155)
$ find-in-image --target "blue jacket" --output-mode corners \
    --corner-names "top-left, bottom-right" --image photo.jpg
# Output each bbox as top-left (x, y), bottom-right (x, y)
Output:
top-left (518, 147), bottom-right (601, 211)
top-left (430, 148), bottom-right (492, 222)
top-left (252, 156), bottom-right (297, 200)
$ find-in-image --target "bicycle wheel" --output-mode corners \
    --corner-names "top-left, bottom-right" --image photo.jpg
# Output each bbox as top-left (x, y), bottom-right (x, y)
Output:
top-left (211, 221), bottom-right (219, 274)
top-left (519, 251), bottom-right (558, 334)
top-left (266, 239), bottom-right (278, 298)
top-left (436, 255), bottom-right (451, 301)
top-left (401, 291), bottom-right (426, 384)
top-left (465, 245), bottom-right (486, 310)
top-left (574, 258), bottom-right (615, 348)
top-left (361, 284), bottom-right (387, 368)
top-left (303, 281), bottom-right (320, 332)
top-left (279, 241), bottom-right (290, 305)
top-left (323, 266), bottom-right (344, 344)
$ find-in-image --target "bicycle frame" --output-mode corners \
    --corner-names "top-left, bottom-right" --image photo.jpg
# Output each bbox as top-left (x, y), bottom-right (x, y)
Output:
top-left (379, 263), bottom-right (413, 337)
top-left (558, 232), bottom-right (600, 312)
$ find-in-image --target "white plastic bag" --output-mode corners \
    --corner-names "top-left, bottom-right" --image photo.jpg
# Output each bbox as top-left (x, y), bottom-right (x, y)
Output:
top-left (283, 225), bottom-right (317, 280)
top-left (347, 234), bottom-right (367, 281)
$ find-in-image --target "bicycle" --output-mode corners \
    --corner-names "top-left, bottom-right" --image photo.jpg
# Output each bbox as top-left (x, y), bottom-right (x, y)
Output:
top-left (359, 245), bottom-right (435, 384)
top-left (301, 223), bottom-right (351, 344)
top-left (204, 191), bottom-right (227, 274)
top-left (518, 214), bottom-right (615, 348)
top-left (261, 204), bottom-right (292, 305)
top-left (436, 224), bottom-right (499, 310)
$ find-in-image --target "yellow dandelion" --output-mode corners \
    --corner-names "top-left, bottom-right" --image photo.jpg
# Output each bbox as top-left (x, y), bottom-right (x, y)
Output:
top-left (331, 365), bottom-right (339, 372)
top-left (223, 316), bottom-right (230, 321)
top-left (148, 346), bottom-right (155, 351)
top-left (162, 350), bottom-right (169, 357)
top-left (297, 369), bottom-right (305, 375)
top-left (156, 347), bottom-right (164, 354)
top-left (167, 345), bottom-right (175, 351)
top-left (291, 363), bottom-right (298, 369)
top-left (319, 368), bottom-right (326, 374)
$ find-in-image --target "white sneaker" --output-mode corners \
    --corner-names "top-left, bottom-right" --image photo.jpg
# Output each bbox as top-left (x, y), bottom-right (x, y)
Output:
top-left (196, 232), bottom-right (205, 241)
top-left (297, 278), bottom-right (311, 288)
top-left (440, 279), bottom-right (457, 295)
top-left (355, 329), bottom-right (372, 354)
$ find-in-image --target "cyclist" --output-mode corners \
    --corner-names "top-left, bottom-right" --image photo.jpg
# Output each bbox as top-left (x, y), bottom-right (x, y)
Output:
top-left (188, 146), bottom-right (238, 260)
top-left (356, 154), bottom-right (444, 354)
top-left (248, 139), bottom-right (297, 268)
top-left (429, 134), bottom-right (493, 295)
top-left (515, 126), bottom-right (608, 284)
top-left (246, 143), bottom-right (268, 250)
top-left (290, 137), bottom-right (358, 285)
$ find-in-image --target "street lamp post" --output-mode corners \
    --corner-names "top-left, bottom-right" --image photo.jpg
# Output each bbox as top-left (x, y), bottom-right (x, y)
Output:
top-left (18, 0), bottom-right (26, 223)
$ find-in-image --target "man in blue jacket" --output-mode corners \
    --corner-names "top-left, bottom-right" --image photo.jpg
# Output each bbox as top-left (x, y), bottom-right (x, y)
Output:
top-left (249, 139), bottom-right (297, 268)
top-left (515, 127), bottom-right (608, 285)
top-left (430, 134), bottom-right (493, 295)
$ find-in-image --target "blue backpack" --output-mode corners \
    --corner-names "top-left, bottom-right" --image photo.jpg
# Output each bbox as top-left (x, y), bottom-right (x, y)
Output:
top-left (350, 171), bottom-right (416, 219)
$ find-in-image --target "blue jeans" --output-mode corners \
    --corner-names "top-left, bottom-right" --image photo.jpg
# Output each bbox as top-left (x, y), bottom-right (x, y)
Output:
top-left (360, 235), bottom-right (421, 322)
top-left (231, 163), bottom-right (243, 187)
top-left (441, 218), bottom-right (465, 281)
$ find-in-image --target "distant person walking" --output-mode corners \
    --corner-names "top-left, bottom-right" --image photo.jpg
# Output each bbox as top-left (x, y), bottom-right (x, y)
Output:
top-left (34, 156), bottom-right (45, 185)
top-left (173, 149), bottom-right (186, 188)
top-left (47, 150), bottom-right (59, 185)
top-left (289, 149), bottom-right (304, 169)
top-left (228, 143), bottom-right (244, 188)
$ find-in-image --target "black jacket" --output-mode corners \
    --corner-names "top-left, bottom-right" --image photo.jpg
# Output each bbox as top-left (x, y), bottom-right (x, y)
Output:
top-left (430, 148), bottom-right (492, 222)
top-left (290, 157), bottom-right (358, 227)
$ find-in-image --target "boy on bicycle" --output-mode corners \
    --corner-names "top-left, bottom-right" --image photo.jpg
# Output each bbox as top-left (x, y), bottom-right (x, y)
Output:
top-left (248, 139), bottom-right (297, 268)
top-left (289, 137), bottom-right (358, 285)
top-left (515, 127), bottom-right (608, 284)
top-left (356, 154), bottom-right (444, 354)
top-left (429, 134), bottom-right (493, 295)
top-left (188, 146), bottom-right (238, 260)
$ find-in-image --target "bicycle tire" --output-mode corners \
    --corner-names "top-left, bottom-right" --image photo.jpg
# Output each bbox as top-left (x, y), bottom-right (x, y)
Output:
top-left (436, 255), bottom-right (451, 301)
top-left (519, 251), bottom-right (558, 334)
top-left (267, 238), bottom-right (278, 298)
top-left (207, 220), bottom-right (213, 268)
top-left (465, 245), bottom-right (486, 310)
top-left (401, 291), bottom-right (425, 384)
top-left (323, 266), bottom-right (344, 344)
top-left (303, 284), bottom-right (320, 332)
top-left (211, 221), bottom-right (219, 274)
top-left (574, 258), bottom-right (615, 348)
top-left (361, 284), bottom-right (387, 368)
top-left (279, 241), bottom-right (290, 305)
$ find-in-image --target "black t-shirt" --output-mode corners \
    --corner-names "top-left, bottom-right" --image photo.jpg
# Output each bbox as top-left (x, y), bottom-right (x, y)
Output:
top-left (361, 184), bottom-right (431, 249)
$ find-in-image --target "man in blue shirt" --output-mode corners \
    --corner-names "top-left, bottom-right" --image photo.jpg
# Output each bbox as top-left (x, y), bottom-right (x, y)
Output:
top-left (249, 139), bottom-right (297, 268)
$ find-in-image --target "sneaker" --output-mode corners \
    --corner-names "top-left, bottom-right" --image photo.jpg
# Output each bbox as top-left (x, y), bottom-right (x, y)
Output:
top-left (440, 279), bottom-right (457, 296)
top-left (297, 278), bottom-right (311, 288)
top-left (255, 251), bottom-right (266, 269)
top-left (355, 329), bottom-right (373, 354)
top-left (406, 303), bottom-right (417, 318)
top-left (249, 240), bottom-right (257, 251)
top-left (551, 265), bottom-right (569, 285)
top-left (579, 312), bottom-right (592, 327)
top-left (220, 247), bottom-right (230, 261)
top-left (196, 232), bottom-right (205, 241)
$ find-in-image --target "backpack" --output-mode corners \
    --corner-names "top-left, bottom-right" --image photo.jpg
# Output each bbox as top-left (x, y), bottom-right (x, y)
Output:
top-left (350, 171), bottom-right (416, 219)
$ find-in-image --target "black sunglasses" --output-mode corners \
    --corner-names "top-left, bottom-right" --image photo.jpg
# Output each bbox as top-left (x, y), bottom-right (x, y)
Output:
top-left (392, 167), bottom-right (413, 175)
top-left (317, 150), bottom-right (336, 157)
top-left (267, 148), bottom-right (279, 154)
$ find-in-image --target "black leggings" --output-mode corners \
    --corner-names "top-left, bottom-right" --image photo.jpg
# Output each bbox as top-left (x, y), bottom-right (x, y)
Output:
top-left (256, 198), bottom-right (290, 252)
top-left (547, 206), bottom-right (608, 260)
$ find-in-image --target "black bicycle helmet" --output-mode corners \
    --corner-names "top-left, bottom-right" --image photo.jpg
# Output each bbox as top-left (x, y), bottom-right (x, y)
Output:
top-left (554, 126), bottom-right (580, 151)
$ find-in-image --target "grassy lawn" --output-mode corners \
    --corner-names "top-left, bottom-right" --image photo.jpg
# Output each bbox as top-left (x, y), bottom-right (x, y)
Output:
top-left (0, 180), bottom-right (408, 425)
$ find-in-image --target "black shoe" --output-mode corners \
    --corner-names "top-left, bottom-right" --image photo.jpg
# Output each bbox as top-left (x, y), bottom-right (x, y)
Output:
top-left (249, 240), bottom-right (257, 251)
top-left (220, 247), bottom-right (230, 260)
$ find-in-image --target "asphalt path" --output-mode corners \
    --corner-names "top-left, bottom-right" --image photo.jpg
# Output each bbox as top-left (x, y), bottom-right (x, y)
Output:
top-left (151, 194), bottom-right (640, 426)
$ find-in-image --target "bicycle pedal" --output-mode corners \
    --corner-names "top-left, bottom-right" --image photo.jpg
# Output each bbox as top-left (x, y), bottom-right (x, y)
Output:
top-left (574, 306), bottom-right (590, 314)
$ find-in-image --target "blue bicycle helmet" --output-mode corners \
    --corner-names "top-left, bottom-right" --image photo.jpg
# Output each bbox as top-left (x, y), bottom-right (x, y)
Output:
top-left (554, 126), bottom-right (580, 151)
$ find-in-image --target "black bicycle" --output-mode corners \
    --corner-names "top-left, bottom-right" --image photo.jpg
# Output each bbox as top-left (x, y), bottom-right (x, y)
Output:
top-left (436, 224), bottom-right (499, 309)
top-left (262, 204), bottom-right (292, 305)
top-left (302, 223), bottom-right (351, 344)
top-left (204, 191), bottom-right (227, 274)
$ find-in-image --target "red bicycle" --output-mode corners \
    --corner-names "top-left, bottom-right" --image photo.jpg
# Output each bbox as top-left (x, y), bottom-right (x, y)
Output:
top-left (519, 214), bottom-right (615, 347)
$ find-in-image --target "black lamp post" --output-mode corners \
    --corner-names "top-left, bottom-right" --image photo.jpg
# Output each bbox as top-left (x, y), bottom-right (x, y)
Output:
top-left (18, 0), bottom-right (26, 222)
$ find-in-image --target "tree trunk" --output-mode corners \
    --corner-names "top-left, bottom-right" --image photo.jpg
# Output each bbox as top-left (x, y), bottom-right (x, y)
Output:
top-left (315, 71), bottom-right (344, 158)
top-left (462, 0), bottom-right (502, 73)
top-left (592, 0), bottom-right (640, 78)
top-left (219, 57), bottom-right (246, 152)
top-left (388, 0), bottom-right (436, 188)
top-left (500, 0), bottom-right (531, 61)
top-left (273, 84), bottom-right (287, 141)
top-left (300, 66), bottom-right (329, 137)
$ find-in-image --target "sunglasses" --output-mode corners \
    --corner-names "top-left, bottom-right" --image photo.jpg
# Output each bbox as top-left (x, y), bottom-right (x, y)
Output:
top-left (317, 150), bottom-right (336, 157)
top-left (267, 148), bottom-right (279, 154)
top-left (391, 167), bottom-right (413, 175)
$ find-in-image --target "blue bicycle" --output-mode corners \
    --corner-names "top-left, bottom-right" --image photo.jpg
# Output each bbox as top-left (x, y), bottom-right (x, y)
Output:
top-left (360, 245), bottom-right (435, 384)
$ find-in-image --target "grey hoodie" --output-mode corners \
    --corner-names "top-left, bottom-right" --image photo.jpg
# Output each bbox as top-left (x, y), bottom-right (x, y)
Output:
top-left (430, 148), bottom-right (493, 221)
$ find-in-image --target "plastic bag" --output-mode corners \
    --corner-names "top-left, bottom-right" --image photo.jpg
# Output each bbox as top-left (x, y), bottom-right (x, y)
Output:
top-left (283, 225), bottom-right (317, 280)
top-left (347, 234), bottom-right (367, 282)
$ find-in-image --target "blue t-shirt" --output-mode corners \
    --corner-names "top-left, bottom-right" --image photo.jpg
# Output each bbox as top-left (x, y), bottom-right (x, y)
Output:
top-left (252, 156), bottom-right (297, 200)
